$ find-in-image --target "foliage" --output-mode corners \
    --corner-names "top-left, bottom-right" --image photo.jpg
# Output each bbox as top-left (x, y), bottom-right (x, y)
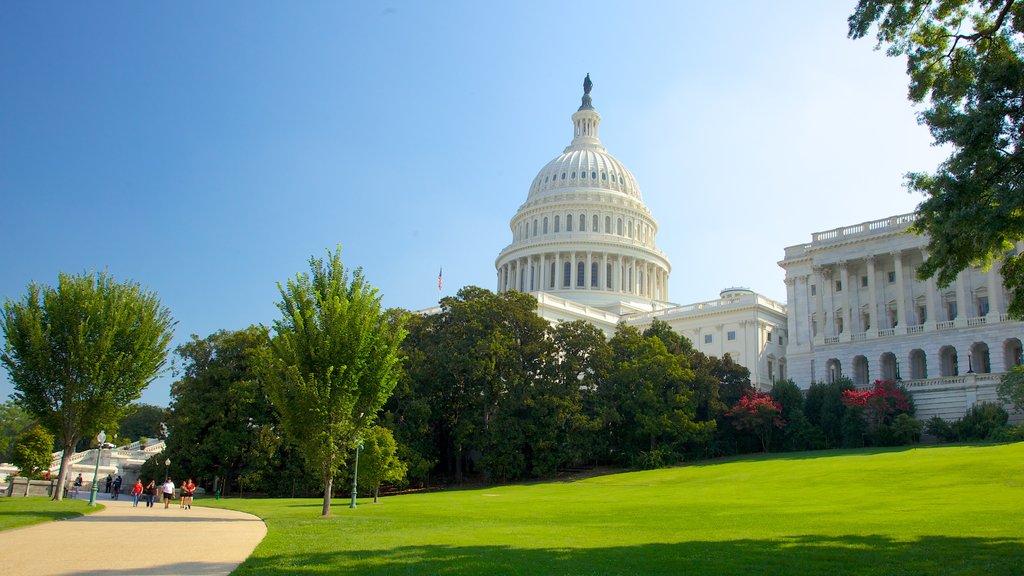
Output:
top-left (11, 425), bottom-right (54, 477)
top-left (205, 443), bottom-right (1024, 576)
top-left (997, 365), bottom-right (1024, 413)
top-left (1, 271), bottom-right (174, 500)
top-left (166, 327), bottom-right (302, 497)
top-left (925, 416), bottom-right (959, 442)
top-left (954, 401), bottom-right (1009, 440)
top-left (356, 425), bottom-right (407, 503)
top-left (116, 404), bottom-right (169, 444)
top-left (876, 413), bottom-right (923, 446)
top-left (0, 401), bottom-right (35, 462)
top-left (258, 247), bottom-right (407, 515)
top-left (841, 380), bottom-right (916, 446)
top-left (771, 379), bottom-right (822, 451)
top-left (726, 391), bottom-right (784, 452)
top-left (803, 379), bottom-right (855, 448)
top-left (849, 0), bottom-right (1024, 318)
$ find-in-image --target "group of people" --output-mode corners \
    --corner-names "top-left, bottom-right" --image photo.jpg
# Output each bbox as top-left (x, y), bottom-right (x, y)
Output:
top-left (125, 477), bottom-right (196, 509)
top-left (103, 474), bottom-right (123, 499)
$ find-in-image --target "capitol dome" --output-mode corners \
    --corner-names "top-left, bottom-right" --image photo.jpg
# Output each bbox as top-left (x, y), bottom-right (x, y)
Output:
top-left (495, 75), bottom-right (671, 311)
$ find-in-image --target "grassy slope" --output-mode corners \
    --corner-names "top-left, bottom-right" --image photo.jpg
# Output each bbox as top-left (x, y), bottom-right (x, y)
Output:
top-left (0, 496), bottom-right (99, 531)
top-left (207, 444), bottom-right (1024, 575)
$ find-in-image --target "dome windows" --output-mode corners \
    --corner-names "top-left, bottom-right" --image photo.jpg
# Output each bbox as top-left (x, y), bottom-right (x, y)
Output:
top-left (561, 172), bottom-right (566, 180)
top-left (591, 171), bottom-right (597, 179)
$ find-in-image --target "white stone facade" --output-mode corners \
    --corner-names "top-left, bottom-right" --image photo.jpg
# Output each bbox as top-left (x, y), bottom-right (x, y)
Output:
top-left (779, 213), bottom-right (1024, 419)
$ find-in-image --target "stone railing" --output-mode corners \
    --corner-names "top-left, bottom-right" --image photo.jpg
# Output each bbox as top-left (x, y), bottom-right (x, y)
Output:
top-left (810, 213), bottom-right (917, 245)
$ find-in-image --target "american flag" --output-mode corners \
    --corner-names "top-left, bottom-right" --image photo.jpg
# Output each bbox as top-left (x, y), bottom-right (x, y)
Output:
top-left (438, 267), bottom-right (443, 291)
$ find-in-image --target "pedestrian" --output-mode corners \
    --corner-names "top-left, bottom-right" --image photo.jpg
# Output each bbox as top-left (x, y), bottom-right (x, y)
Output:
top-left (130, 479), bottom-right (144, 507)
top-left (104, 474), bottom-right (112, 494)
top-left (73, 473), bottom-right (83, 499)
top-left (112, 475), bottom-right (122, 500)
top-left (145, 480), bottom-right (157, 507)
top-left (162, 478), bottom-right (175, 509)
top-left (181, 478), bottom-right (195, 510)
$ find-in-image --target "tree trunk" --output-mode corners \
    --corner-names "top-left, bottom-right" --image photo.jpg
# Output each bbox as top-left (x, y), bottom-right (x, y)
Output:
top-left (321, 472), bottom-right (333, 516)
top-left (373, 485), bottom-right (379, 504)
top-left (52, 440), bottom-right (77, 502)
top-left (455, 446), bottom-right (463, 484)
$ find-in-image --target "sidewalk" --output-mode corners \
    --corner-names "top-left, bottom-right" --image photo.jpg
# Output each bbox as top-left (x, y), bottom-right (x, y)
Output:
top-left (0, 492), bottom-right (266, 575)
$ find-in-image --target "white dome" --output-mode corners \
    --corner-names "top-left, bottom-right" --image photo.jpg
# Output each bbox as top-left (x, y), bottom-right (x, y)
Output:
top-left (528, 148), bottom-right (642, 202)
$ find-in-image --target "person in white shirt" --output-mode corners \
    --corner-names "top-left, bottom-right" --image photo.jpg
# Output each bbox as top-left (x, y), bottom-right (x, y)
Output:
top-left (162, 479), bottom-right (175, 509)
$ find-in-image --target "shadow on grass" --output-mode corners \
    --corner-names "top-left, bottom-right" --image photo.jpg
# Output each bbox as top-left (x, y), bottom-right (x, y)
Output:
top-left (235, 534), bottom-right (1024, 576)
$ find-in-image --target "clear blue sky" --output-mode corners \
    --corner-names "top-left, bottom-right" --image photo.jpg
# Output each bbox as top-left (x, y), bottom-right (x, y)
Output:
top-left (1, 2), bottom-right (947, 407)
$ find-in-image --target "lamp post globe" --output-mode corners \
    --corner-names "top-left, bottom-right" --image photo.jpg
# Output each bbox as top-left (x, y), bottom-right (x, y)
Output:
top-left (164, 458), bottom-right (170, 482)
top-left (87, 430), bottom-right (106, 506)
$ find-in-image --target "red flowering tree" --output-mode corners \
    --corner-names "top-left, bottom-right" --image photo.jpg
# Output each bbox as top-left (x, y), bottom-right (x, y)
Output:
top-left (842, 380), bottom-right (914, 433)
top-left (726, 392), bottom-right (784, 452)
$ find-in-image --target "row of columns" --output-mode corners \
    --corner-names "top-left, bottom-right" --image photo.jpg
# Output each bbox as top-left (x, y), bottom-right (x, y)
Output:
top-left (787, 249), bottom-right (1006, 344)
top-left (497, 252), bottom-right (669, 300)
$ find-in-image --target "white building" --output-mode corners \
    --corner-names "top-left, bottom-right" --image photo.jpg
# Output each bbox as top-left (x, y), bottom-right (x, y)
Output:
top-left (779, 214), bottom-right (1024, 419)
top-left (494, 76), bottom-right (786, 390)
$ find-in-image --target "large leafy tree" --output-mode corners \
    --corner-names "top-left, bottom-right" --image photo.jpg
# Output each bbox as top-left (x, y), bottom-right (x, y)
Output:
top-left (849, 0), bottom-right (1024, 317)
top-left (258, 248), bottom-right (407, 516)
top-left (166, 327), bottom-right (285, 496)
top-left (12, 425), bottom-right (54, 478)
top-left (356, 425), bottom-right (407, 503)
top-left (1, 271), bottom-right (174, 500)
top-left (117, 403), bottom-right (169, 444)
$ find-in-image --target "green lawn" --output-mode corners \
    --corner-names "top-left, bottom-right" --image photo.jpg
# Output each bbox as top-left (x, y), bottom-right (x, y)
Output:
top-left (0, 496), bottom-right (99, 531)
top-left (205, 443), bottom-right (1024, 575)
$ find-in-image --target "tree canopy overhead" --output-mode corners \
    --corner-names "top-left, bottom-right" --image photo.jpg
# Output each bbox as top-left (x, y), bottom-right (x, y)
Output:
top-left (1, 271), bottom-right (175, 499)
top-left (849, 0), bottom-right (1024, 318)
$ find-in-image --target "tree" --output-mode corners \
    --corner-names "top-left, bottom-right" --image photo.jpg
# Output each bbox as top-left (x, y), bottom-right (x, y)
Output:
top-left (117, 404), bottom-right (169, 444)
top-left (167, 327), bottom-right (292, 497)
top-left (998, 365), bottom-right (1024, 413)
top-left (0, 401), bottom-right (35, 462)
top-left (849, 0), bottom-right (1024, 318)
top-left (357, 425), bottom-right (407, 503)
top-left (1, 271), bottom-right (174, 500)
top-left (726, 392), bottom-right (784, 453)
top-left (12, 425), bottom-right (54, 478)
top-left (258, 248), bottom-right (407, 516)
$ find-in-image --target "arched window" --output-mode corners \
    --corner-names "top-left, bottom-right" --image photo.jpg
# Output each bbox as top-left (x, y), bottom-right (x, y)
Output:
top-left (566, 215), bottom-right (573, 232)
top-left (543, 217), bottom-right (548, 234)
top-left (880, 352), bottom-right (897, 380)
top-left (970, 341), bottom-right (991, 373)
top-left (606, 263), bottom-right (612, 288)
top-left (628, 220), bottom-right (633, 238)
top-left (563, 262), bottom-right (571, 287)
top-left (561, 172), bottom-right (566, 180)
top-left (940, 345), bottom-right (958, 376)
top-left (605, 216), bottom-right (611, 233)
top-left (592, 215), bottom-right (599, 231)
top-left (617, 218), bottom-right (623, 235)
top-left (579, 214), bottom-right (585, 231)
top-left (554, 215), bottom-right (560, 233)
top-left (853, 355), bottom-right (869, 385)
top-left (826, 359), bottom-right (842, 383)
top-left (591, 262), bottom-right (599, 287)
top-left (577, 262), bottom-right (585, 287)
top-left (532, 219), bottom-right (537, 237)
top-left (1005, 338), bottom-right (1023, 370)
top-left (910, 349), bottom-right (927, 379)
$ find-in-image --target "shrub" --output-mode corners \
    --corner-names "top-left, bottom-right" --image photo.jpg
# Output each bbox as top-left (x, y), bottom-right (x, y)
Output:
top-left (954, 403), bottom-right (1009, 441)
top-left (635, 448), bottom-right (673, 470)
top-left (875, 413), bottom-right (922, 446)
top-left (925, 417), bottom-right (958, 443)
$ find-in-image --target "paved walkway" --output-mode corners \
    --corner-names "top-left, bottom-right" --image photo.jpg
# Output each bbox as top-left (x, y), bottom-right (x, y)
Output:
top-left (0, 492), bottom-right (266, 575)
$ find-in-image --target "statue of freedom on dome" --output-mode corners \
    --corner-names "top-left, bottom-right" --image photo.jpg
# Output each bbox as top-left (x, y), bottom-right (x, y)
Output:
top-left (583, 73), bottom-right (592, 95)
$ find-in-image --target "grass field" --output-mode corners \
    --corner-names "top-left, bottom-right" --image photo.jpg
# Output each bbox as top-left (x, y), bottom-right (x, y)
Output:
top-left (0, 496), bottom-right (98, 531)
top-left (199, 443), bottom-right (1024, 575)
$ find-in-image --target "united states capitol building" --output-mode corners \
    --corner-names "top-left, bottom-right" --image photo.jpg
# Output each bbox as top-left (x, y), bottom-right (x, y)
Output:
top-left (493, 76), bottom-right (1023, 420)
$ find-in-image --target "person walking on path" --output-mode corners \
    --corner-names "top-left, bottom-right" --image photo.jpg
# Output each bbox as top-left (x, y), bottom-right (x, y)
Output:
top-left (181, 478), bottom-right (196, 510)
top-left (104, 474), bottom-right (112, 494)
top-left (112, 475), bottom-right (122, 500)
top-left (130, 479), bottom-right (144, 507)
top-left (162, 478), bottom-right (175, 509)
top-left (145, 480), bottom-right (157, 508)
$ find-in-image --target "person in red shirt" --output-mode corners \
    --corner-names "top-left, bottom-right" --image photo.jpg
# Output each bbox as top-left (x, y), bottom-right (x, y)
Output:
top-left (181, 478), bottom-right (196, 510)
top-left (130, 479), bottom-right (144, 508)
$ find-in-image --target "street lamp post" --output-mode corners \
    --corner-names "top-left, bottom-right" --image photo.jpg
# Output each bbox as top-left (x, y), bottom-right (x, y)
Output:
top-left (350, 440), bottom-right (364, 509)
top-left (87, 430), bottom-right (106, 507)
top-left (164, 458), bottom-right (170, 482)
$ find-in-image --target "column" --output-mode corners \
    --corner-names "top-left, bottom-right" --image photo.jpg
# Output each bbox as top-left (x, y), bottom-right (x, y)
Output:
top-left (600, 253), bottom-right (607, 290)
top-left (586, 252), bottom-right (593, 290)
top-left (813, 266), bottom-right (825, 341)
top-left (785, 277), bottom-right (797, 346)
top-left (987, 261), bottom-right (1002, 320)
top-left (795, 274), bottom-right (809, 346)
top-left (554, 253), bottom-right (561, 290)
top-left (921, 249), bottom-right (937, 326)
top-left (822, 267), bottom-right (835, 336)
top-left (893, 251), bottom-right (906, 332)
top-left (955, 269), bottom-right (968, 325)
top-left (839, 262), bottom-right (851, 338)
top-left (540, 254), bottom-right (547, 291)
top-left (866, 256), bottom-right (878, 335)
top-left (612, 257), bottom-right (620, 293)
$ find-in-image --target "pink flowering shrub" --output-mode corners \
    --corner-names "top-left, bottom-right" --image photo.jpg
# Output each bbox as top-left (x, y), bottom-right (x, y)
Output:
top-left (726, 392), bottom-right (785, 452)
